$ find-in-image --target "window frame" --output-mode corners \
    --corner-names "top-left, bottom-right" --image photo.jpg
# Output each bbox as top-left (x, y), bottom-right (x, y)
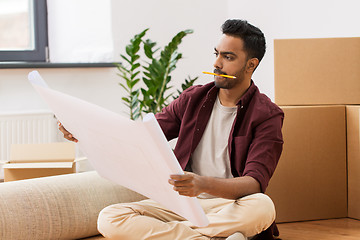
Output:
top-left (0, 0), bottom-right (48, 62)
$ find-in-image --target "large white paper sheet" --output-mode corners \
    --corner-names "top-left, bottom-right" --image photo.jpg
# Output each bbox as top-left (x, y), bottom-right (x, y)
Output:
top-left (28, 71), bottom-right (209, 227)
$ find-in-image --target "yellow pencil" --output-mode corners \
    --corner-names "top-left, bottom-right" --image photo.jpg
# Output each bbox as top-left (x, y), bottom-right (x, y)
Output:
top-left (202, 71), bottom-right (236, 79)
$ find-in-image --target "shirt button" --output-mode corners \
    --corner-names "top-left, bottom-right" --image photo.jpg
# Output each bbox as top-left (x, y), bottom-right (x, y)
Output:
top-left (240, 105), bottom-right (244, 109)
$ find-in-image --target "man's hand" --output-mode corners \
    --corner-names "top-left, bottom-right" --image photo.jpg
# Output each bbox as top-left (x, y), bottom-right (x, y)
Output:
top-left (168, 172), bottom-right (207, 197)
top-left (170, 172), bottom-right (261, 200)
top-left (58, 121), bottom-right (78, 143)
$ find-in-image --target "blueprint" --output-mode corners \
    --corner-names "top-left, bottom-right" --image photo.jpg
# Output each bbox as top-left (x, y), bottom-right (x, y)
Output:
top-left (28, 70), bottom-right (209, 227)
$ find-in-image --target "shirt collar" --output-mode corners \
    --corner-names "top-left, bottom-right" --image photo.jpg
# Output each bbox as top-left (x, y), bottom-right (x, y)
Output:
top-left (237, 80), bottom-right (257, 107)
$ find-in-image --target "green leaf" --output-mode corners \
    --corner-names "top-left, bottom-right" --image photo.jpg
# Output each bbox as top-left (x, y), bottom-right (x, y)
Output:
top-left (144, 45), bottom-right (154, 59)
top-left (120, 54), bottom-right (132, 65)
top-left (131, 54), bottom-right (140, 62)
top-left (151, 60), bottom-right (162, 74)
top-left (137, 28), bottom-right (149, 39)
top-left (118, 83), bottom-right (130, 92)
top-left (117, 66), bottom-right (131, 74)
top-left (133, 112), bottom-right (141, 120)
top-left (131, 71), bottom-right (140, 80)
top-left (114, 62), bottom-right (123, 68)
top-left (130, 79), bottom-right (140, 88)
top-left (142, 78), bottom-right (151, 88)
top-left (125, 45), bottom-right (133, 56)
top-left (122, 97), bottom-right (130, 103)
top-left (143, 72), bottom-right (151, 79)
top-left (131, 63), bottom-right (141, 71)
top-left (132, 44), bottom-right (140, 54)
top-left (131, 99), bottom-right (139, 109)
top-left (143, 39), bottom-right (158, 59)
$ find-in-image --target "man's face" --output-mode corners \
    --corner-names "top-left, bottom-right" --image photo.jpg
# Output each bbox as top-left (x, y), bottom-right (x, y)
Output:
top-left (213, 34), bottom-right (248, 89)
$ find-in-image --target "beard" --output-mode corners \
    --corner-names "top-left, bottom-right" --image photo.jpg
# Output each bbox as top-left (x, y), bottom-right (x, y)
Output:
top-left (214, 76), bottom-right (238, 89)
top-left (214, 65), bottom-right (245, 89)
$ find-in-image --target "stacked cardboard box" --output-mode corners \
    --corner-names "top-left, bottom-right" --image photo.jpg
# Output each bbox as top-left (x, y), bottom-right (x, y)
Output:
top-left (266, 37), bottom-right (360, 222)
top-left (274, 38), bottom-right (360, 106)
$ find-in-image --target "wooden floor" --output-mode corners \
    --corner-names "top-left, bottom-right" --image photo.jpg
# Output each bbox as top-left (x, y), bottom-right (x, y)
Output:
top-left (277, 218), bottom-right (360, 240)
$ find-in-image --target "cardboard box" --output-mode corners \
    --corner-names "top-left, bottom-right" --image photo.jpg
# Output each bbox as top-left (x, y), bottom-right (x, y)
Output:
top-left (346, 106), bottom-right (360, 220)
top-left (266, 105), bottom-right (347, 223)
top-left (274, 37), bottom-right (360, 105)
top-left (3, 142), bottom-right (76, 182)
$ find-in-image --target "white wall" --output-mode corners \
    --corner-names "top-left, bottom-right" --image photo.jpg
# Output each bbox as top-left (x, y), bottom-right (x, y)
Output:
top-left (111, 0), bottom-right (229, 88)
top-left (0, 68), bottom-right (122, 113)
top-left (1, 0), bottom-right (360, 115)
top-left (0, 0), bottom-right (229, 116)
top-left (228, 0), bottom-right (360, 100)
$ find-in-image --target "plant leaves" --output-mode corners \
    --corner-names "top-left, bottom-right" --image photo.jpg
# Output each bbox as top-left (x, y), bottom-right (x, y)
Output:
top-left (118, 28), bottom-right (195, 117)
top-left (131, 71), bottom-right (140, 80)
top-left (119, 82), bottom-right (130, 92)
top-left (125, 45), bottom-right (133, 56)
top-left (120, 54), bottom-right (132, 65)
top-left (130, 62), bottom-right (141, 71)
top-left (131, 54), bottom-right (140, 62)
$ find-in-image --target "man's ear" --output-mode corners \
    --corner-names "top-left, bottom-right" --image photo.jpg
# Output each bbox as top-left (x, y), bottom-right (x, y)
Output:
top-left (246, 58), bottom-right (259, 73)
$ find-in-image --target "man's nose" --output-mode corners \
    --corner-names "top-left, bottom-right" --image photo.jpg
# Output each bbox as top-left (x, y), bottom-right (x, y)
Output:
top-left (213, 56), bottom-right (222, 69)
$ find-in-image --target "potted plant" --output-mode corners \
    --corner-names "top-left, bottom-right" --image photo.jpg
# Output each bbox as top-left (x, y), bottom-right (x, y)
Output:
top-left (116, 28), bottom-right (198, 120)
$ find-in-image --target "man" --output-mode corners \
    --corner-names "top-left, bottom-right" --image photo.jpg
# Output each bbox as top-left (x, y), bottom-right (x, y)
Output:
top-left (60, 19), bottom-right (283, 240)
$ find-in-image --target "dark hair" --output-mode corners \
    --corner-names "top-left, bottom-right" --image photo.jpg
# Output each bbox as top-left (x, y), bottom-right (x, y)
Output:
top-left (221, 19), bottom-right (266, 63)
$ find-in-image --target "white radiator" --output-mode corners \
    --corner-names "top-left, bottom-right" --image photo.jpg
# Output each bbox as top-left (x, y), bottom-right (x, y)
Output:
top-left (0, 110), bottom-right (63, 161)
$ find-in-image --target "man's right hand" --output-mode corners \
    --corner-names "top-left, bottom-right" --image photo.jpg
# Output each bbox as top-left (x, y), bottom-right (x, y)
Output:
top-left (58, 121), bottom-right (78, 143)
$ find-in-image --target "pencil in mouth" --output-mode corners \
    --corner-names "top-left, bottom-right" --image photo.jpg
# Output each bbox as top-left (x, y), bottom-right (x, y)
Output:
top-left (202, 71), bottom-right (236, 79)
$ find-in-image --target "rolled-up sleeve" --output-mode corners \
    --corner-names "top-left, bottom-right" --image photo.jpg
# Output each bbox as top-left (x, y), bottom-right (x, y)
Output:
top-left (242, 111), bottom-right (284, 193)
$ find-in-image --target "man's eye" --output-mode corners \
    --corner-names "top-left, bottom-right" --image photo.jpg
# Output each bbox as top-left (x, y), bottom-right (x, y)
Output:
top-left (214, 52), bottom-right (219, 57)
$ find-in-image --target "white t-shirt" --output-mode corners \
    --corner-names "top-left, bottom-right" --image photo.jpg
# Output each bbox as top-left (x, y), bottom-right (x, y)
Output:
top-left (190, 95), bottom-right (237, 198)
